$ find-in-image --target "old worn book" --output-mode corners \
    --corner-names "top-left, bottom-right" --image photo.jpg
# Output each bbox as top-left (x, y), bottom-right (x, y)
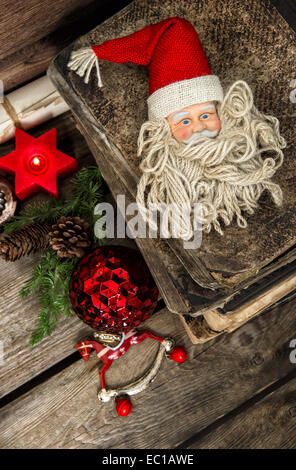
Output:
top-left (48, 0), bottom-right (296, 328)
top-left (181, 260), bottom-right (296, 343)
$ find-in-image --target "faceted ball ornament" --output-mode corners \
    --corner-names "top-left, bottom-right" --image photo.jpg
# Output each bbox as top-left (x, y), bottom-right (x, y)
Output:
top-left (69, 246), bottom-right (159, 334)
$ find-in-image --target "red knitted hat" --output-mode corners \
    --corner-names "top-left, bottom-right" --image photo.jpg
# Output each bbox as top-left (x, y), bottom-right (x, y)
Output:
top-left (68, 17), bottom-right (223, 120)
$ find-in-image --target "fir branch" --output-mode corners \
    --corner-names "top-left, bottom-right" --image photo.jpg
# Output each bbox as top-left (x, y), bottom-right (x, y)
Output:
top-left (3, 166), bottom-right (104, 233)
top-left (71, 166), bottom-right (104, 227)
top-left (22, 249), bottom-right (77, 345)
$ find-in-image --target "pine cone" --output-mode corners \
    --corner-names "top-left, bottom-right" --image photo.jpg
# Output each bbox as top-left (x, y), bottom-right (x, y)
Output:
top-left (49, 216), bottom-right (91, 258)
top-left (0, 223), bottom-right (51, 261)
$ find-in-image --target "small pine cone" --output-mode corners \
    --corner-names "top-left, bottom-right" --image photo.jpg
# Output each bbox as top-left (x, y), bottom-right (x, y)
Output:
top-left (0, 223), bottom-right (51, 261)
top-left (49, 216), bottom-right (91, 258)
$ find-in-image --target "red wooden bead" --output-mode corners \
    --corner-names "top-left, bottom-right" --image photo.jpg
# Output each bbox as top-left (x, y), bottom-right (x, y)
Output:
top-left (168, 345), bottom-right (187, 363)
top-left (116, 397), bottom-right (133, 416)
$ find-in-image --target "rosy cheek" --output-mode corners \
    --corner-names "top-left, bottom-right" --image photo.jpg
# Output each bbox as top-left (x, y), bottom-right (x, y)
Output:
top-left (180, 130), bottom-right (189, 140)
top-left (215, 119), bottom-right (221, 131)
top-left (173, 128), bottom-right (190, 142)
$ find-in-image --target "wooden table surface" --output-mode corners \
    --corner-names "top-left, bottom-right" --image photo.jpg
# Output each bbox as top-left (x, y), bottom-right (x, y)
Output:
top-left (0, 0), bottom-right (296, 450)
top-left (0, 113), bottom-right (295, 449)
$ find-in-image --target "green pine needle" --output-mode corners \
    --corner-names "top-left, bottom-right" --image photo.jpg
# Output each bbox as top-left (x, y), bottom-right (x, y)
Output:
top-left (22, 250), bottom-right (77, 346)
top-left (3, 166), bottom-right (104, 233)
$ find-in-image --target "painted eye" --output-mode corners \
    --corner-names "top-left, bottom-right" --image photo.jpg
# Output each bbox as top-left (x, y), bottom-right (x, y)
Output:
top-left (182, 120), bottom-right (190, 125)
top-left (201, 114), bottom-right (209, 120)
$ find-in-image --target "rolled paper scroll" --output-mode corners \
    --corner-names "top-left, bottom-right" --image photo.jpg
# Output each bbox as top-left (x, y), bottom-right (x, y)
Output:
top-left (0, 76), bottom-right (69, 144)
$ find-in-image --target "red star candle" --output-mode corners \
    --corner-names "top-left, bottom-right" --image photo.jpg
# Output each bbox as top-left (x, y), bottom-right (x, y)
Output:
top-left (0, 128), bottom-right (78, 200)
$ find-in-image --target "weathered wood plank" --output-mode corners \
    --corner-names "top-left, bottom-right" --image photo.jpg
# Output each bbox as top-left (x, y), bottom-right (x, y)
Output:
top-left (0, 259), bottom-right (90, 401)
top-left (0, 0), bottom-right (94, 59)
top-left (1, 295), bottom-right (296, 448)
top-left (0, 113), bottom-right (90, 399)
top-left (0, 222), bottom-right (142, 400)
top-left (184, 375), bottom-right (296, 449)
top-left (0, 0), bottom-right (94, 92)
top-left (0, 0), bottom-right (133, 92)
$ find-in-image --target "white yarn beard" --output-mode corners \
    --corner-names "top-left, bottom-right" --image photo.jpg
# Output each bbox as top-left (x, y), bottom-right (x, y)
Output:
top-left (136, 80), bottom-right (286, 240)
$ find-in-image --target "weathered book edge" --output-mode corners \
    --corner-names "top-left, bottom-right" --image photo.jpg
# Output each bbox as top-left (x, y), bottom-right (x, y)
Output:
top-left (182, 271), bottom-right (296, 344)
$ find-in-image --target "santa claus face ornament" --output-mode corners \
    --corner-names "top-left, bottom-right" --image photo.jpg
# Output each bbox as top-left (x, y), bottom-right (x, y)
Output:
top-left (167, 101), bottom-right (221, 144)
top-left (70, 246), bottom-right (187, 416)
top-left (68, 16), bottom-right (286, 242)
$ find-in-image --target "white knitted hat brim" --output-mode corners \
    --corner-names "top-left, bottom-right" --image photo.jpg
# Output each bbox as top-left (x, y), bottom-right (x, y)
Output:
top-left (147, 75), bottom-right (224, 121)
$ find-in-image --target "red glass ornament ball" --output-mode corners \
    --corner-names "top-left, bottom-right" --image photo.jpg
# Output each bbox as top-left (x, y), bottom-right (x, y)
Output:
top-left (69, 246), bottom-right (159, 334)
top-left (115, 397), bottom-right (133, 417)
top-left (168, 346), bottom-right (187, 363)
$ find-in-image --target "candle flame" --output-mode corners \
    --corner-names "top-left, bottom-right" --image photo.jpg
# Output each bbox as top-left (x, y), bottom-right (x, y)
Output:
top-left (33, 157), bottom-right (41, 166)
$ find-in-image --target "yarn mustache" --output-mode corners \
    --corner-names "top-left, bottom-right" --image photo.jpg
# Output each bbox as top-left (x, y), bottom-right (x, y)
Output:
top-left (183, 129), bottom-right (220, 144)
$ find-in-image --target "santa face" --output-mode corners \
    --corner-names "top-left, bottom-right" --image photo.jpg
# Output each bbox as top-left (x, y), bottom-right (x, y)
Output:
top-left (137, 80), bottom-right (286, 239)
top-left (167, 101), bottom-right (221, 144)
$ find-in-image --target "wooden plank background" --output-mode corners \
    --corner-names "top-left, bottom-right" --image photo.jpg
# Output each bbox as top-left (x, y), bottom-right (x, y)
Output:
top-left (1, 294), bottom-right (296, 448)
top-left (184, 376), bottom-right (296, 449)
top-left (0, 0), bottom-right (296, 450)
top-left (0, 0), bottom-right (133, 92)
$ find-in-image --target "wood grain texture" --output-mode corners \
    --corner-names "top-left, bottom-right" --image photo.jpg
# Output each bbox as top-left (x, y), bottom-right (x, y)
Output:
top-left (0, 0), bottom-right (93, 59)
top-left (1, 296), bottom-right (296, 448)
top-left (0, 0), bottom-right (295, 450)
top-left (185, 376), bottom-right (296, 449)
top-left (0, 0), bottom-right (132, 92)
top-left (0, 0), bottom-right (93, 91)
top-left (52, 0), bottom-right (296, 285)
